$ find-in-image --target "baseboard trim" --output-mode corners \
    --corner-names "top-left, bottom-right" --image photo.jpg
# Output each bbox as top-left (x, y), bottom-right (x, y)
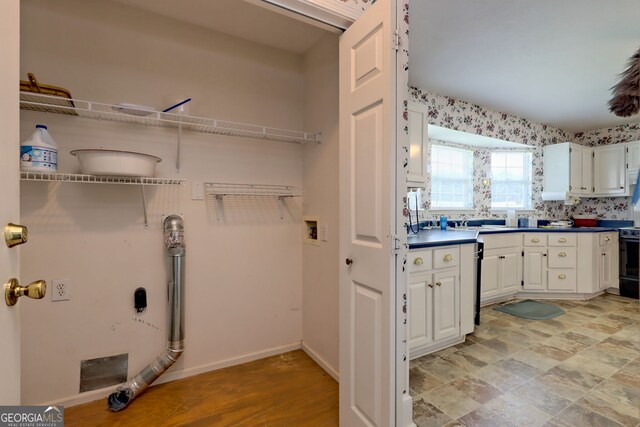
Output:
top-left (301, 342), bottom-right (339, 382)
top-left (42, 342), bottom-right (303, 408)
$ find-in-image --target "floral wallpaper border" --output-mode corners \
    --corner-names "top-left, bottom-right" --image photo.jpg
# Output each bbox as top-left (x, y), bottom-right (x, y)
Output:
top-left (410, 87), bottom-right (640, 220)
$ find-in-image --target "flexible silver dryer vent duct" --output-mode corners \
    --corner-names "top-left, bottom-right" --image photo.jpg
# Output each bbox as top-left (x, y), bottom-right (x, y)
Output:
top-left (108, 215), bottom-right (185, 412)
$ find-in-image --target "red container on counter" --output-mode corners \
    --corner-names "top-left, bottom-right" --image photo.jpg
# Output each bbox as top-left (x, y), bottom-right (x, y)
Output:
top-left (573, 215), bottom-right (598, 227)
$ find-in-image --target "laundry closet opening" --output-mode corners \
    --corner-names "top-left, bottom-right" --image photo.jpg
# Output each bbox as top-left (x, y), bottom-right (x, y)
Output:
top-left (19, 0), bottom-right (341, 421)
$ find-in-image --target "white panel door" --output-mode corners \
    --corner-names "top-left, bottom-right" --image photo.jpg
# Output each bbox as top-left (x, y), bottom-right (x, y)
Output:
top-left (569, 144), bottom-right (582, 194)
top-left (480, 253), bottom-right (499, 300)
top-left (432, 271), bottom-right (459, 342)
top-left (594, 145), bottom-right (626, 195)
top-left (501, 252), bottom-right (521, 294)
top-left (408, 273), bottom-right (431, 349)
top-left (581, 147), bottom-right (593, 194)
top-left (339, 0), bottom-right (397, 425)
top-left (0, 0), bottom-right (22, 404)
top-left (523, 248), bottom-right (546, 291)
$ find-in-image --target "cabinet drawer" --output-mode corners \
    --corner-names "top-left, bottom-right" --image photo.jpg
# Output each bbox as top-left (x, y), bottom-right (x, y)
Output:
top-left (547, 233), bottom-right (576, 247)
top-left (408, 250), bottom-right (432, 273)
top-left (548, 247), bottom-right (576, 268)
top-left (599, 233), bottom-right (614, 246)
top-left (433, 246), bottom-right (459, 269)
top-left (547, 269), bottom-right (577, 292)
top-left (523, 233), bottom-right (545, 247)
top-left (482, 233), bottom-right (520, 249)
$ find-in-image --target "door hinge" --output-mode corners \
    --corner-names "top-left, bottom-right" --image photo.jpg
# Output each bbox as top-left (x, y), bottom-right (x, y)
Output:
top-left (392, 29), bottom-right (400, 51)
top-left (569, 148), bottom-right (572, 153)
top-left (392, 235), bottom-right (405, 254)
top-left (521, 280), bottom-right (524, 287)
top-left (592, 152), bottom-right (595, 158)
top-left (521, 251), bottom-right (524, 257)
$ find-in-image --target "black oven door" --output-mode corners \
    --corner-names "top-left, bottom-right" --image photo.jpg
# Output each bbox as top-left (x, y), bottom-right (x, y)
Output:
top-left (620, 238), bottom-right (639, 299)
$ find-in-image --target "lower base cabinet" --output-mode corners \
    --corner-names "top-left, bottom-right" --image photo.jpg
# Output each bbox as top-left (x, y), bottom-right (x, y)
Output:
top-left (409, 244), bottom-right (473, 359)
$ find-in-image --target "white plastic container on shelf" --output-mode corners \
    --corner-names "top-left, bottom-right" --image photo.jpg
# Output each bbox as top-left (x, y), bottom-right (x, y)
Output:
top-left (20, 124), bottom-right (58, 172)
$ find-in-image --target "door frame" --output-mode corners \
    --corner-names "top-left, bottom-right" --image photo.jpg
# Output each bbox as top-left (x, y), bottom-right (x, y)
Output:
top-left (0, 0), bottom-right (22, 405)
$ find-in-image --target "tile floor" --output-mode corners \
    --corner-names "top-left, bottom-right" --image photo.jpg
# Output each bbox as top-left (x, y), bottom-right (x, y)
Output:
top-left (410, 294), bottom-right (640, 427)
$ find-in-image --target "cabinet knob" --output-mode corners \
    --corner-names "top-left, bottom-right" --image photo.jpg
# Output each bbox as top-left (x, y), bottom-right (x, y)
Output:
top-left (345, 258), bottom-right (353, 266)
top-left (604, 236), bottom-right (610, 242)
top-left (435, 282), bottom-right (442, 286)
top-left (558, 252), bottom-right (567, 257)
top-left (558, 274), bottom-right (567, 280)
top-left (532, 237), bottom-right (540, 243)
top-left (428, 283), bottom-right (433, 288)
top-left (414, 257), bottom-right (423, 265)
top-left (558, 238), bottom-right (567, 243)
top-left (620, 186), bottom-right (624, 189)
top-left (602, 253), bottom-right (607, 257)
top-left (443, 254), bottom-right (453, 262)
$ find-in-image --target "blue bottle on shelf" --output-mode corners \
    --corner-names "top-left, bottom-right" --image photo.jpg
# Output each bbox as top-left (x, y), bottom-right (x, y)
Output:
top-left (440, 215), bottom-right (447, 230)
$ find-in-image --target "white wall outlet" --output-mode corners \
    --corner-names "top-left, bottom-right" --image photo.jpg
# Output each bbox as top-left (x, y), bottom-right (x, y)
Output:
top-left (321, 224), bottom-right (329, 242)
top-left (191, 181), bottom-right (204, 200)
top-left (51, 279), bottom-right (71, 302)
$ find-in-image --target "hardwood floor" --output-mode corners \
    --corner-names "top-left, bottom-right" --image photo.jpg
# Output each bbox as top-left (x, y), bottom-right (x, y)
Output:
top-left (65, 350), bottom-right (338, 426)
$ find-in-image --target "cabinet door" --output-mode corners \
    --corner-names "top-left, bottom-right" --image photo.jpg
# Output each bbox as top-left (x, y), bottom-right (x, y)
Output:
top-left (523, 248), bottom-right (547, 291)
top-left (481, 253), bottom-right (500, 300)
top-left (501, 252), bottom-right (521, 294)
top-left (407, 105), bottom-right (428, 187)
top-left (581, 147), bottom-right (593, 194)
top-left (433, 270), bottom-right (459, 342)
top-left (408, 273), bottom-right (432, 349)
top-left (599, 248), bottom-right (612, 290)
top-left (627, 141), bottom-right (640, 175)
top-left (569, 144), bottom-right (582, 194)
top-left (594, 145), bottom-right (626, 195)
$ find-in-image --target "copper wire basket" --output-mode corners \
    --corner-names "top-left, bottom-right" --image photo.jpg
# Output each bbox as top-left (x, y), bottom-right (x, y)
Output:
top-left (19, 73), bottom-right (77, 115)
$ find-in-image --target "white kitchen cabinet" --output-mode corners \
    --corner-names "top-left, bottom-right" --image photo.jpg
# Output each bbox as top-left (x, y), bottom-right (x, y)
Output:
top-left (598, 232), bottom-right (618, 290)
top-left (480, 234), bottom-right (521, 303)
top-left (627, 141), bottom-right (640, 184)
top-left (544, 142), bottom-right (593, 197)
top-left (523, 247), bottom-right (547, 291)
top-left (408, 244), bottom-right (474, 359)
top-left (593, 144), bottom-right (626, 195)
top-left (570, 144), bottom-right (593, 195)
top-left (407, 102), bottom-right (429, 188)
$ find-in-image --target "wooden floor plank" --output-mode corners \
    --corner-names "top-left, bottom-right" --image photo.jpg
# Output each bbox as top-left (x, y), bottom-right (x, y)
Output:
top-left (64, 350), bottom-right (338, 426)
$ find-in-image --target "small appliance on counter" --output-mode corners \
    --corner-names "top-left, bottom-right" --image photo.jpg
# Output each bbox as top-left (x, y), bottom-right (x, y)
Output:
top-left (573, 215), bottom-right (598, 227)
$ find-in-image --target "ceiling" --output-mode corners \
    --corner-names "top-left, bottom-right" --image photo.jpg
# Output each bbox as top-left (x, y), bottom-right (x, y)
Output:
top-left (410, 0), bottom-right (640, 133)
top-left (110, 0), bottom-right (639, 133)
top-left (111, 0), bottom-right (329, 54)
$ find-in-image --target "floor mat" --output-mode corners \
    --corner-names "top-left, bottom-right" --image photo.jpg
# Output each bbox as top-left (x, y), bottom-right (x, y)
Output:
top-left (493, 299), bottom-right (565, 320)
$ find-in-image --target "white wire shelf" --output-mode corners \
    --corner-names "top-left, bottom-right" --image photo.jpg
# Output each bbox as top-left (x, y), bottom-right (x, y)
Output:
top-left (20, 172), bottom-right (185, 186)
top-left (20, 92), bottom-right (321, 145)
top-left (204, 182), bottom-right (302, 220)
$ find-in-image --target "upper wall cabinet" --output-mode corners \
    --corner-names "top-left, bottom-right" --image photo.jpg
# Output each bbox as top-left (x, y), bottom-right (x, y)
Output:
top-left (593, 144), bottom-right (626, 195)
top-left (407, 102), bottom-right (429, 188)
top-left (627, 140), bottom-right (640, 178)
top-left (544, 142), bottom-right (629, 198)
top-left (544, 142), bottom-right (591, 197)
top-left (570, 144), bottom-right (593, 195)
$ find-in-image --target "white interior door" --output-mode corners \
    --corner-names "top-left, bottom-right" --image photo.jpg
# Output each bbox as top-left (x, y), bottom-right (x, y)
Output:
top-left (339, 0), bottom-right (397, 425)
top-left (0, 0), bottom-right (22, 405)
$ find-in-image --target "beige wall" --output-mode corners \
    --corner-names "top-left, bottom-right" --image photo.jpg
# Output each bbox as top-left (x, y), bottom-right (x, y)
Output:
top-left (20, 0), bottom-right (312, 405)
top-left (301, 34), bottom-right (340, 378)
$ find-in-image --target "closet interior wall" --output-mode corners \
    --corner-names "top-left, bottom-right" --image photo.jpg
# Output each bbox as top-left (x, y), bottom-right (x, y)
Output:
top-left (18, 0), bottom-right (338, 406)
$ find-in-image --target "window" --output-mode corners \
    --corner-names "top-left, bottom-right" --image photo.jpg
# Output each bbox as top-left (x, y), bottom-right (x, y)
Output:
top-left (430, 145), bottom-right (474, 209)
top-left (491, 151), bottom-right (533, 209)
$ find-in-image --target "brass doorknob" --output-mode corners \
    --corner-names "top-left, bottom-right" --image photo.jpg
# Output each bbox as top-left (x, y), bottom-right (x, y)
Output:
top-left (4, 223), bottom-right (28, 248)
top-left (4, 278), bottom-right (46, 307)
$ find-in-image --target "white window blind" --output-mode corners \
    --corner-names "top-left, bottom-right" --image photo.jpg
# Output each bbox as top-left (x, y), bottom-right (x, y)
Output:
top-left (430, 145), bottom-right (474, 209)
top-left (491, 151), bottom-right (533, 209)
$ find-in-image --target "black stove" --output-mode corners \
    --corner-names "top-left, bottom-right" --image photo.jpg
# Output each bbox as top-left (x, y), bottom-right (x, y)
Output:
top-left (619, 227), bottom-right (639, 299)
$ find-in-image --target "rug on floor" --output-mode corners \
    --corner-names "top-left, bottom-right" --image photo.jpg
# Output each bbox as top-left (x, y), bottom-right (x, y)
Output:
top-left (493, 299), bottom-right (565, 320)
